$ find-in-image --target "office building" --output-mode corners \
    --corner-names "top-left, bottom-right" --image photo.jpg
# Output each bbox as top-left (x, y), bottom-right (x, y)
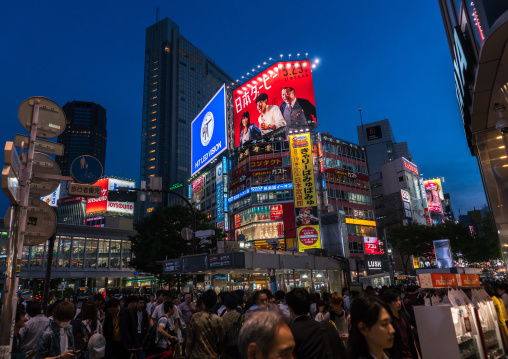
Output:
top-left (57, 101), bottom-right (107, 176)
top-left (438, 0), bottom-right (508, 258)
top-left (356, 119), bottom-right (413, 176)
top-left (138, 17), bottom-right (234, 220)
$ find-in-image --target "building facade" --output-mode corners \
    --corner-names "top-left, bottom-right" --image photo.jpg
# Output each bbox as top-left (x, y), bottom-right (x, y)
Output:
top-left (57, 101), bottom-right (107, 176)
top-left (138, 17), bottom-right (234, 219)
top-left (438, 0), bottom-right (508, 258)
top-left (0, 222), bottom-right (143, 294)
top-left (356, 119), bottom-right (413, 176)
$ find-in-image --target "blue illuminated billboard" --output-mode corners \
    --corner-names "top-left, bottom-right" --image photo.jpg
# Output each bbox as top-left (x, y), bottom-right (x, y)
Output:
top-left (191, 85), bottom-right (227, 176)
top-left (227, 183), bottom-right (293, 203)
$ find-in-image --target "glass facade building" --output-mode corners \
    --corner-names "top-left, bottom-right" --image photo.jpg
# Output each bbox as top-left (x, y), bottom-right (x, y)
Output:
top-left (0, 221), bottom-right (137, 292)
top-left (137, 17), bottom-right (234, 219)
top-left (57, 101), bottom-right (107, 176)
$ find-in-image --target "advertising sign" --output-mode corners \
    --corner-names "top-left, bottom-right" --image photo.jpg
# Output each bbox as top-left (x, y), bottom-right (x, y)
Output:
top-left (433, 239), bottom-right (453, 268)
top-left (41, 184), bottom-right (61, 207)
top-left (163, 259), bottom-right (182, 274)
top-left (290, 133), bottom-right (320, 251)
top-left (86, 178), bottom-right (108, 214)
top-left (418, 273), bottom-right (459, 288)
top-left (364, 237), bottom-right (384, 255)
top-left (107, 178), bottom-right (135, 214)
top-left (402, 158), bottom-right (419, 175)
top-left (191, 175), bottom-right (204, 203)
top-left (216, 163), bottom-right (224, 225)
top-left (57, 196), bottom-right (82, 206)
top-left (250, 157), bottom-right (283, 169)
top-left (191, 85), bottom-right (227, 176)
top-left (366, 125), bottom-right (382, 141)
top-left (297, 225), bottom-right (321, 252)
top-left (424, 178), bottom-right (444, 213)
top-left (208, 253), bottom-right (233, 269)
top-left (401, 189), bottom-right (412, 219)
top-left (234, 60), bottom-right (317, 147)
top-left (459, 274), bottom-right (480, 287)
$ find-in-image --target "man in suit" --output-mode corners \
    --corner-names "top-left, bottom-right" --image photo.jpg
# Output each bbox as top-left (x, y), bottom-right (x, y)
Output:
top-left (279, 87), bottom-right (317, 127)
top-left (286, 288), bottom-right (348, 359)
top-left (103, 298), bottom-right (140, 359)
top-left (133, 296), bottom-right (150, 345)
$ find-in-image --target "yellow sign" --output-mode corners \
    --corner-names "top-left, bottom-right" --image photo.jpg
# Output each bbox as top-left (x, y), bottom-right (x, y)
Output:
top-left (290, 133), bottom-right (317, 208)
top-left (345, 218), bottom-right (377, 226)
top-left (298, 225), bottom-right (321, 252)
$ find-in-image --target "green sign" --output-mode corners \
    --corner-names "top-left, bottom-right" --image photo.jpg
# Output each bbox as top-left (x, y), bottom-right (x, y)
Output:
top-left (169, 183), bottom-right (183, 191)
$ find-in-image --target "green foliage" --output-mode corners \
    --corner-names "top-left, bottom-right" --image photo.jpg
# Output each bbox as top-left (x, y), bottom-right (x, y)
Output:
top-left (130, 205), bottom-right (226, 283)
top-left (387, 218), bottom-right (502, 273)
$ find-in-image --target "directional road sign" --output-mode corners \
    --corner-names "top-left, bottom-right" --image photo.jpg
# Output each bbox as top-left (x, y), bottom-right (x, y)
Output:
top-left (4, 142), bottom-right (21, 176)
top-left (14, 134), bottom-right (64, 156)
top-left (181, 227), bottom-right (193, 241)
top-left (18, 97), bottom-right (66, 139)
top-left (29, 152), bottom-right (61, 197)
top-left (195, 230), bottom-right (214, 238)
top-left (68, 183), bottom-right (101, 198)
top-left (4, 198), bottom-right (56, 246)
top-left (70, 155), bottom-right (103, 184)
top-left (2, 166), bottom-right (19, 204)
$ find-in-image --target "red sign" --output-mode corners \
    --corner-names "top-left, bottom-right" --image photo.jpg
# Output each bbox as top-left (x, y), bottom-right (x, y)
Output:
top-left (403, 159), bottom-right (419, 175)
top-left (364, 237), bottom-right (384, 255)
top-left (270, 205), bottom-right (283, 221)
top-left (57, 196), bottom-right (82, 206)
top-left (430, 273), bottom-right (459, 288)
top-left (233, 60), bottom-right (317, 148)
top-left (250, 157), bottom-right (283, 169)
top-left (232, 166), bottom-right (247, 181)
top-left (299, 226), bottom-right (319, 246)
top-left (234, 213), bottom-right (241, 229)
top-left (191, 175), bottom-right (204, 203)
top-left (424, 208), bottom-right (432, 226)
top-left (460, 274), bottom-right (480, 287)
top-left (86, 179), bottom-right (108, 214)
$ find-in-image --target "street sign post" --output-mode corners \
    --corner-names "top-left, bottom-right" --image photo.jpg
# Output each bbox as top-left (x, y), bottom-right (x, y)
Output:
top-left (14, 134), bottom-right (64, 156)
top-left (29, 152), bottom-right (62, 197)
top-left (68, 183), bottom-right (101, 198)
top-left (0, 96), bottom-right (66, 358)
top-left (4, 199), bottom-right (57, 246)
top-left (1, 166), bottom-right (18, 205)
top-left (70, 155), bottom-right (103, 184)
top-left (181, 227), bottom-right (193, 241)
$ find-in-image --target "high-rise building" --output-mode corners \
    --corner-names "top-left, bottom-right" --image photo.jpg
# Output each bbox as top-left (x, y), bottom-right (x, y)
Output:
top-left (138, 17), bottom-right (233, 219)
top-left (57, 101), bottom-right (107, 176)
top-left (356, 119), bottom-right (412, 176)
top-left (438, 0), bottom-right (508, 258)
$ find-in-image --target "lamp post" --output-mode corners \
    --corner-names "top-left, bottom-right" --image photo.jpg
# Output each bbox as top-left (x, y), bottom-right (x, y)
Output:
top-left (283, 226), bottom-right (299, 251)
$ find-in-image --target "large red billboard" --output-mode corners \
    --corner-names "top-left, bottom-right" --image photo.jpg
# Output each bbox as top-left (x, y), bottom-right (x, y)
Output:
top-left (86, 178), bottom-right (108, 214)
top-left (233, 60), bottom-right (317, 148)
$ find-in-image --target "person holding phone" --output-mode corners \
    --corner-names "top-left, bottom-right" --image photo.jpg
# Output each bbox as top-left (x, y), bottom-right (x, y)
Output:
top-left (34, 301), bottom-right (76, 359)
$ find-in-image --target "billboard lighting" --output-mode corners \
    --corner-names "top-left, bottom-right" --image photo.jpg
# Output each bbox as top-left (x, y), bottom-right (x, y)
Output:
top-left (297, 53), bottom-right (300, 59)
top-left (315, 59), bottom-right (320, 64)
top-left (312, 64), bottom-right (316, 69)
top-left (288, 54), bottom-right (292, 60)
top-left (280, 54), bottom-right (283, 60)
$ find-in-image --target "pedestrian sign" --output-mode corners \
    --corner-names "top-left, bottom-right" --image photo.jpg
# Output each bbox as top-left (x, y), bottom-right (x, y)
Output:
top-left (70, 155), bottom-right (103, 184)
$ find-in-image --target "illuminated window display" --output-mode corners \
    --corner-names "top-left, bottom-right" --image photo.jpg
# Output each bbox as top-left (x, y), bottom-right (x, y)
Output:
top-left (235, 222), bottom-right (284, 242)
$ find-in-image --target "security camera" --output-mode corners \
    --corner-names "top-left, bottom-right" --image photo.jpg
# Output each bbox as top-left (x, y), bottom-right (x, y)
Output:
top-left (496, 117), bottom-right (508, 134)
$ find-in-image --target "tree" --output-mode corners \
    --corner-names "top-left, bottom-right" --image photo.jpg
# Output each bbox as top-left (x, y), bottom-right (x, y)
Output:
top-left (130, 205), bottom-right (226, 285)
top-left (387, 223), bottom-right (436, 274)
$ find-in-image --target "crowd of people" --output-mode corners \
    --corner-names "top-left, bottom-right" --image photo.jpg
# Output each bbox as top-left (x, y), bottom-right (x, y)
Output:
top-left (9, 280), bottom-right (508, 359)
top-left (5, 284), bottom-right (431, 359)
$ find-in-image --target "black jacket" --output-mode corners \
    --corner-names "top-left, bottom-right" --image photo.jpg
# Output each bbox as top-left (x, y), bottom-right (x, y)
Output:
top-left (279, 98), bottom-right (317, 125)
top-left (388, 311), bottom-right (420, 359)
top-left (290, 316), bottom-right (349, 359)
top-left (103, 307), bottom-right (139, 354)
top-left (132, 308), bottom-right (150, 336)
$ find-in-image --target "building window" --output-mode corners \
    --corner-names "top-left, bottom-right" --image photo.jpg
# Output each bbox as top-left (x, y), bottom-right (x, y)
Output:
top-left (59, 236), bottom-right (71, 268)
top-left (98, 239), bottom-right (110, 268)
top-left (147, 207), bottom-right (154, 213)
top-left (72, 237), bottom-right (85, 268)
top-left (29, 245), bottom-right (44, 267)
top-left (110, 240), bottom-right (121, 268)
top-left (85, 239), bottom-right (98, 268)
top-left (122, 241), bottom-right (131, 268)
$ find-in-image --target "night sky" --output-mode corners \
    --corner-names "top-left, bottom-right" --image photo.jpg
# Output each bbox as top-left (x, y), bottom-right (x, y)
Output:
top-left (0, 1), bottom-right (486, 218)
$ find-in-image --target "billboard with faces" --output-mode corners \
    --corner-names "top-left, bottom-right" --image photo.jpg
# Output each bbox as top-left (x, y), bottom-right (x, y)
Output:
top-left (233, 60), bottom-right (317, 148)
top-left (424, 178), bottom-right (444, 214)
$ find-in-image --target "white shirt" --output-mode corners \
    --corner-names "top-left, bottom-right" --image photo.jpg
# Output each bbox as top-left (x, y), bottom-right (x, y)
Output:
top-left (146, 301), bottom-right (156, 315)
top-left (59, 328), bottom-right (68, 355)
top-left (152, 303), bottom-right (180, 323)
top-left (258, 105), bottom-right (286, 135)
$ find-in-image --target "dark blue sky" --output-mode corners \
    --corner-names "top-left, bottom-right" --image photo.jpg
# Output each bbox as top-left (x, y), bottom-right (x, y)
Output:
top-left (0, 1), bottom-right (486, 218)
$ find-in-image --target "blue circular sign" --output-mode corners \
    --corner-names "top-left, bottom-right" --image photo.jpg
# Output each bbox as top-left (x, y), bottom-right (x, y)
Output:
top-left (70, 155), bottom-right (104, 184)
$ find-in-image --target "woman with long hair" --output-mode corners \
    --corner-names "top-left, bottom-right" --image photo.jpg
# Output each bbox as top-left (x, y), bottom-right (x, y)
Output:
top-left (349, 293), bottom-right (395, 359)
top-left (239, 111), bottom-right (261, 146)
top-left (77, 302), bottom-right (102, 334)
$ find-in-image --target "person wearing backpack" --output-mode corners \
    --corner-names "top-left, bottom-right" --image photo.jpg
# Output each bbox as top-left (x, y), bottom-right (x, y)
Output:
top-left (286, 288), bottom-right (348, 359)
top-left (153, 302), bottom-right (179, 355)
top-left (221, 292), bottom-right (244, 359)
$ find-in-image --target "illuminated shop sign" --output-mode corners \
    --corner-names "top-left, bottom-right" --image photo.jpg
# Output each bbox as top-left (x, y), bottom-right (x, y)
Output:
top-left (234, 205), bottom-right (283, 228)
top-left (227, 183), bottom-right (293, 203)
top-left (402, 157), bottom-right (419, 175)
top-left (324, 168), bottom-right (369, 181)
top-left (250, 157), bottom-right (283, 169)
